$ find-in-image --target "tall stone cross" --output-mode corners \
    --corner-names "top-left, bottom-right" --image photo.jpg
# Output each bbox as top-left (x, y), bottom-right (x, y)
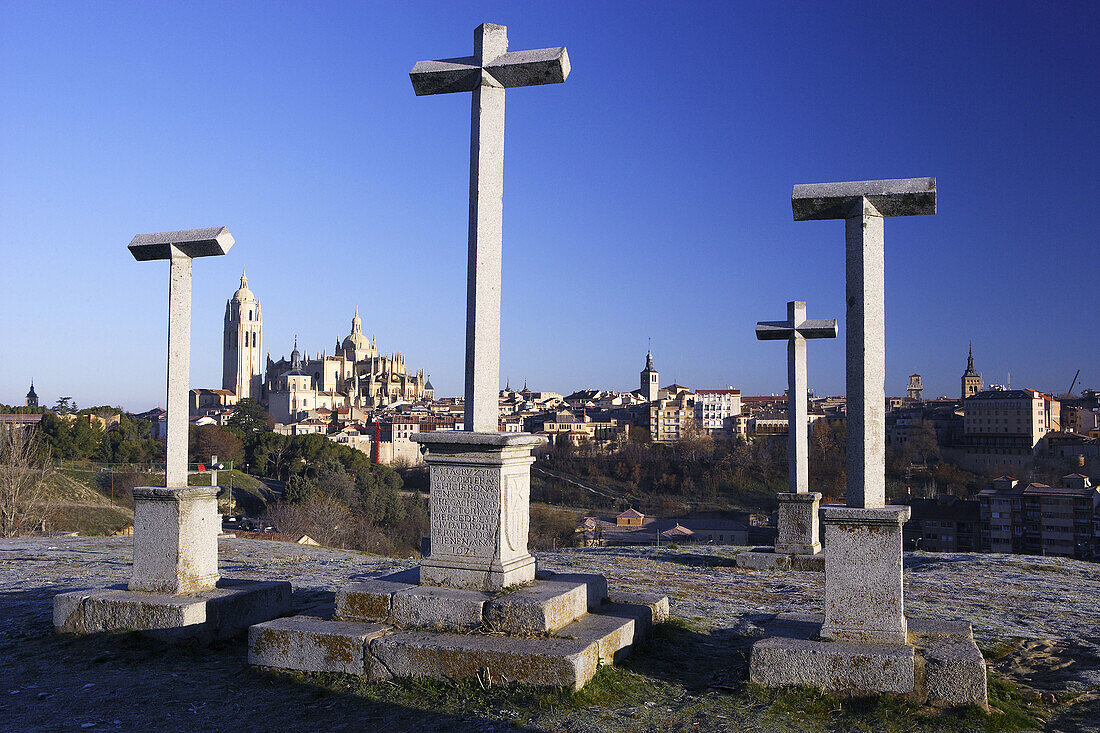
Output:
top-left (410, 23), bottom-right (569, 432)
top-left (129, 227), bottom-right (234, 487)
top-left (756, 301), bottom-right (838, 495)
top-left (792, 179), bottom-right (935, 645)
top-left (792, 179), bottom-right (935, 508)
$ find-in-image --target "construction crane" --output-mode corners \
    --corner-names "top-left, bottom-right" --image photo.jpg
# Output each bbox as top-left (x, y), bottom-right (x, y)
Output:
top-left (1066, 369), bottom-right (1081, 398)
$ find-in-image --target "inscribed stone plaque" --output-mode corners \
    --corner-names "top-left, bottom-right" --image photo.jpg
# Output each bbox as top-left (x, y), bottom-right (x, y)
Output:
top-left (431, 465), bottom-right (500, 559)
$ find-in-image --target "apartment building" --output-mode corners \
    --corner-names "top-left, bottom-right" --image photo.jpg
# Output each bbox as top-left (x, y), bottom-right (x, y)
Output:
top-left (978, 474), bottom-right (1099, 559)
top-left (963, 388), bottom-right (1060, 472)
top-left (694, 389), bottom-right (742, 435)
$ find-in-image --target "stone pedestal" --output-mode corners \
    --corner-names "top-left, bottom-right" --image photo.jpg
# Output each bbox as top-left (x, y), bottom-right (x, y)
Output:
top-left (820, 505), bottom-right (910, 645)
top-left (749, 613), bottom-right (987, 708)
top-left (130, 486), bottom-right (220, 594)
top-left (55, 485), bottom-right (292, 641)
top-left (413, 432), bottom-right (545, 591)
top-left (774, 492), bottom-right (822, 555)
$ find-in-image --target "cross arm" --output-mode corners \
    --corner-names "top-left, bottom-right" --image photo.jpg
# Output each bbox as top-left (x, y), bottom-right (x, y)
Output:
top-left (756, 321), bottom-right (796, 340)
top-left (485, 47), bottom-right (570, 88)
top-left (409, 56), bottom-right (481, 96)
top-left (128, 227), bottom-right (234, 261)
top-left (796, 319), bottom-right (839, 339)
top-left (791, 177), bottom-right (936, 220)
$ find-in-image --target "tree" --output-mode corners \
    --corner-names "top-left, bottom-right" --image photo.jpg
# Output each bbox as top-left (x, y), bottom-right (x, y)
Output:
top-left (0, 425), bottom-right (54, 537)
top-left (903, 421), bottom-right (941, 468)
top-left (53, 397), bottom-right (76, 415)
top-left (228, 398), bottom-right (271, 436)
top-left (189, 424), bottom-right (244, 466)
top-left (283, 474), bottom-right (316, 503)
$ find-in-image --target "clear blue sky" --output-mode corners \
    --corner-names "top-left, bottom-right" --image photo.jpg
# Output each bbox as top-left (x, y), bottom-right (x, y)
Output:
top-left (1, 1), bottom-right (1096, 411)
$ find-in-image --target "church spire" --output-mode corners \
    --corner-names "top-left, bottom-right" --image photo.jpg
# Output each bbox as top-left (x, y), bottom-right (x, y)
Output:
top-left (291, 335), bottom-right (301, 370)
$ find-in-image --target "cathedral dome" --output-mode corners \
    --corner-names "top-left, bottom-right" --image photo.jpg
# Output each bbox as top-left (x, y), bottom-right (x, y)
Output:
top-left (232, 271), bottom-right (256, 302)
top-left (341, 307), bottom-right (370, 352)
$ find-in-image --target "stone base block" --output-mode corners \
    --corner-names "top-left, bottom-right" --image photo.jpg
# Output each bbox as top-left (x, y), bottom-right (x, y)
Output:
top-left (371, 631), bottom-right (598, 690)
top-left (820, 506), bottom-right (910, 644)
top-left (536, 570), bottom-right (608, 610)
top-left (337, 569), bottom-right (600, 635)
top-left (54, 579), bottom-right (291, 642)
top-left (749, 613), bottom-right (987, 708)
top-left (129, 486), bottom-right (220, 594)
top-left (249, 617), bottom-right (391, 675)
top-left (484, 580), bottom-right (587, 634)
top-left (736, 550), bottom-right (825, 572)
top-left (612, 591), bottom-right (670, 627)
top-left (909, 618), bottom-right (989, 708)
top-left (248, 582), bottom-right (668, 690)
top-left (390, 586), bottom-right (491, 629)
top-left (336, 568), bottom-right (419, 622)
top-left (419, 553), bottom-right (536, 592)
top-left (775, 491), bottom-right (822, 556)
top-left (751, 636), bottom-right (915, 695)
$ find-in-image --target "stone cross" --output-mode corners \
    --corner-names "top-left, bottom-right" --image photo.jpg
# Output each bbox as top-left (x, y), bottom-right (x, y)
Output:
top-left (410, 23), bottom-right (569, 432)
top-left (129, 227), bottom-right (234, 487)
top-left (756, 301), bottom-right (837, 495)
top-left (792, 179), bottom-right (935, 508)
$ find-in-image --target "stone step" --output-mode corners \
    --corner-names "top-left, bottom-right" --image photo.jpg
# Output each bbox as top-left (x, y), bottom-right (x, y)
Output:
top-left (553, 603), bottom-right (650, 665)
top-left (337, 570), bottom-right (598, 635)
top-left (370, 630), bottom-right (599, 690)
top-left (336, 568), bottom-right (419, 622)
top-left (249, 616), bottom-right (391, 676)
top-left (483, 579), bottom-right (587, 634)
top-left (248, 594), bottom-right (667, 689)
top-left (611, 590), bottom-right (670, 629)
top-left (54, 579), bottom-right (292, 642)
top-left (535, 570), bottom-right (608, 609)
top-left (391, 586), bottom-right (492, 629)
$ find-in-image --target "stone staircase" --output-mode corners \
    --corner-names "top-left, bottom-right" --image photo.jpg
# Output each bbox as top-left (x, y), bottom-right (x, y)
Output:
top-left (249, 568), bottom-right (668, 690)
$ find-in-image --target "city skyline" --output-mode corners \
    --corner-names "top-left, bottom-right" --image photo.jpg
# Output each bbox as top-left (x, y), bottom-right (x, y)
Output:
top-left (2, 2), bottom-right (1096, 410)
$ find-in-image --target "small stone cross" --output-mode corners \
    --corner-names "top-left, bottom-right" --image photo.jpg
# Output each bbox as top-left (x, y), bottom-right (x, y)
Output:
top-left (756, 301), bottom-right (837, 494)
top-left (129, 227), bottom-right (234, 488)
top-left (792, 178), bottom-right (935, 507)
top-left (410, 23), bottom-right (569, 432)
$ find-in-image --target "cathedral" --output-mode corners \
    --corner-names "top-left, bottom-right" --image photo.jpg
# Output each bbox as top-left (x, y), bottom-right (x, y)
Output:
top-left (221, 273), bottom-right (434, 424)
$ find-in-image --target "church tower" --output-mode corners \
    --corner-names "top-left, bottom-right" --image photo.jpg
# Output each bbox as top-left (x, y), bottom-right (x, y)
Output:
top-left (222, 271), bottom-right (264, 400)
top-left (25, 381), bottom-right (38, 408)
top-left (961, 344), bottom-right (981, 400)
top-left (640, 349), bottom-right (659, 402)
top-left (907, 374), bottom-right (923, 402)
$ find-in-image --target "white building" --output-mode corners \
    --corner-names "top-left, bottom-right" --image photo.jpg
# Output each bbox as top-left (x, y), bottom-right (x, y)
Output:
top-left (963, 388), bottom-right (1060, 472)
top-left (694, 389), bottom-right (742, 435)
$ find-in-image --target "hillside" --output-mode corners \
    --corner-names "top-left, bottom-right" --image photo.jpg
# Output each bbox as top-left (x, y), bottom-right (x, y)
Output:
top-left (2, 537), bottom-right (1098, 732)
top-left (36, 468), bottom-right (277, 536)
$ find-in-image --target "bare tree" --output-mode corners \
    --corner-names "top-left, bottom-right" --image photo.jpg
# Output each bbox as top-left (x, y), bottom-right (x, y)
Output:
top-left (0, 424), bottom-right (55, 537)
top-left (264, 495), bottom-right (350, 548)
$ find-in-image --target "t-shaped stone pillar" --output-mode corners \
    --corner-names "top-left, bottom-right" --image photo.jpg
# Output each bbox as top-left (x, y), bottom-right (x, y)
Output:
top-left (408, 24), bottom-right (564, 591)
top-left (793, 179), bottom-right (934, 644)
top-left (756, 301), bottom-right (837, 555)
top-left (411, 22), bottom-right (569, 433)
top-left (128, 227), bottom-right (233, 594)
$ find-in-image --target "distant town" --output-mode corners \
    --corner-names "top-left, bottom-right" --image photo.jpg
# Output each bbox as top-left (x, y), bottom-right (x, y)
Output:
top-left (5, 272), bottom-right (1099, 561)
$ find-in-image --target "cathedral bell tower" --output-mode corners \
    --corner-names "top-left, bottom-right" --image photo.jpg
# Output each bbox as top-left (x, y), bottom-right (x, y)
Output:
top-left (223, 271), bottom-right (264, 400)
top-left (961, 343), bottom-right (981, 400)
top-left (640, 349), bottom-right (659, 402)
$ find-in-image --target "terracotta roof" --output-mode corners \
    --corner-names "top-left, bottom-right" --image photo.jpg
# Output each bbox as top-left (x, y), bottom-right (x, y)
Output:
top-left (617, 508), bottom-right (645, 519)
